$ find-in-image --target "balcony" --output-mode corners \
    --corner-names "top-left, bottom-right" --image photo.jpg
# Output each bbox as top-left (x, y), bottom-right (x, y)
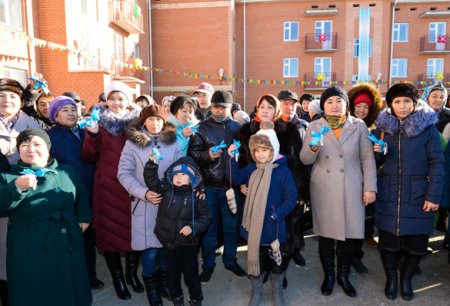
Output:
top-left (112, 53), bottom-right (146, 81)
top-left (419, 35), bottom-right (450, 53)
top-left (417, 73), bottom-right (450, 89)
top-left (108, 0), bottom-right (144, 35)
top-left (305, 33), bottom-right (338, 52)
top-left (303, 72), bottom-right (337, 90)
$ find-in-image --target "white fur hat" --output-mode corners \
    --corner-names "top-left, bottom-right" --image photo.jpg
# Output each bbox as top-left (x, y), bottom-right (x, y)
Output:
top-left (105, 81), bottom-right (132, 102)
top-left (308, 99), bottom-right (322, 115)
top-left (253, 121), bottom-right (280, 163)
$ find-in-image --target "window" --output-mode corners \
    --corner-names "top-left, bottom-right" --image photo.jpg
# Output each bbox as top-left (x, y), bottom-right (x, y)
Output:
top-left (393, 23), bottom-right (408, 42)
top-left (283, 58), bottom-right (298, 78)
top-left (284, 22), bottom-right (299, 41)
top-left (391, 59), bottom-right (407, 77)
top-left (428, 22), bottom-right (446, 43)
top-left (134, 44), bottom-right (140, 59)
top-left (0, 0), bottom-right (22, 30)
top-left (2, 67), bottom-right (27, 86)
top-left (314, 57), bottom-right (331, 81)
top-left (427, 58), bottom-right (444, 78)
top-left (315, 20), bottom-right (332, 37)
top-left (354, 38), bottom-right (373, 57)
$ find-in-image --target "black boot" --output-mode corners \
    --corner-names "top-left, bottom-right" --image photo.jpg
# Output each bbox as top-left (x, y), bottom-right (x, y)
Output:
top-left (380, 249), bottom-right (398, 300)
top-left (173, 295), bottom-right (184, 306)
top-left (143, 273), bottom-right (163, 306)
top-left (0, 280), bottom-right (9, 306)
top-left (319, 249), bottom-right (335, 296)
top-left (125, 251), bottom-right (144, 293)
top-left (104, 252), bottom-right (131, 300)
top-left (400, 253), bottom-right (421, 301)
top-left (158, 267), bottom-right (172, 300)
top-left (351, 240), bottom-right (368, 274)
top-left (188, 300), bottom-right (202, 306)
top-left (336, 254), bottom-right (356, 297)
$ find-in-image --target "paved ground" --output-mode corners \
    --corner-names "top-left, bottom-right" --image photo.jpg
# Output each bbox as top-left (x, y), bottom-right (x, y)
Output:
top-left (93, 232), bottom-right (450, 306)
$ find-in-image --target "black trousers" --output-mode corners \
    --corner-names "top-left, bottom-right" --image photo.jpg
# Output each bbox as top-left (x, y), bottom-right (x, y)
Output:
top-left (319, 236), bottom-right (355, 263)
top-left (83, 226), bottom-right (98, 281)
top-left (378, 230), bottom-right (428, 256)
top-left (164, 245), bottom-right (203, 301)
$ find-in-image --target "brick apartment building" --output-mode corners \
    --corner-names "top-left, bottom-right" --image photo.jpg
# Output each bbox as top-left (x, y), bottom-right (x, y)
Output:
top-left (0, 0), bottom-right (150, 109)
top-left (0, 0), bottom-right (449, 112)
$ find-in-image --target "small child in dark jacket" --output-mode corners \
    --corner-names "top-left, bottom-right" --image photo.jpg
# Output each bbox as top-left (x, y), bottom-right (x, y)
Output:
top-left (144, 156), bottom-right (210, 306)
top-left (227, 121), bottom-right (297, 306)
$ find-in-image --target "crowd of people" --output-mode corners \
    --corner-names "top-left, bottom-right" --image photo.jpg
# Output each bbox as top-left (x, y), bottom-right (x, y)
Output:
top-left (0, 77), bottom-right (449, 306)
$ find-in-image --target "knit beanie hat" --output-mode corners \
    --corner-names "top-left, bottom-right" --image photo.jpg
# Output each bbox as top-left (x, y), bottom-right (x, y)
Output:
top-left (211, 90), bottom-right (233, 108)
top-left (105, 81), bottom-right (132, 102)
top-left (170, 94), bottom-right (197, 115)
top-left (249, 121), bottom-right (280, 163)
top-left (140, 104), bottom-right (167, 124)
top-left (0, 78), bottom-right (23, 97)
top-left (48, 96), bottom-right (77, 123)
top-left (308, 99), bottom-right (323, 115)
top-left (353, 92), bottom-right (373, 106)
top-left (62, 91), bottom-right (81, 102)
top-left (171, 163), bottom-right (197, 185)
top-left (16, 128), bottom-right (51, 151)
top-left (385, 83), bottom-right (419, 107)
top-left (233, 110), bottom-right (250, 124)
top-left (231, 103), bottom-right (242, 113)
top-left (420, 83), bottom-right (448, 103)
top-left (320, 87), bottom-right (349, 110)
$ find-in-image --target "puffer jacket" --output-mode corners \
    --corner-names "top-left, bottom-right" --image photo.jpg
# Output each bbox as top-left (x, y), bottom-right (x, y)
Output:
top-left (144, 156), bottom-right (210, 248)
top-left (374, 109), bottom-right (444, 236)
top-left (187, 116), bottom-right (241, 189)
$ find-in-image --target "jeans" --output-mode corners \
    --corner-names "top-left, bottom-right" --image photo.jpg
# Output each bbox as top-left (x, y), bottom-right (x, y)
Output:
top-left (201, 187), bottom-right (238, 269)
top-left (164, 246), bottom-right (203, 301)
top-left (141, 247), bottom-right (165, 276)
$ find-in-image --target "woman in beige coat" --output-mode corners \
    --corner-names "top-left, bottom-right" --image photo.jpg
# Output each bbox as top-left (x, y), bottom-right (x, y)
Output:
top-left (300, 87), bottom-right (377, 298)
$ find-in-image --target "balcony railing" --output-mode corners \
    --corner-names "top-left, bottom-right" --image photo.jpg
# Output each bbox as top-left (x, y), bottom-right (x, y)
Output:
top-left (112, 53), bottom-right (145, 80)
top-left (303, 72), bottom-right (337, 89)
top-left (417, 73), bottom-right (450, 89)
top-left (305, 33), bottom-right (338, 52)
top-left (419, 35), bottom-right (450, 53)
top-left (108, 0), bottom-right (144, 34)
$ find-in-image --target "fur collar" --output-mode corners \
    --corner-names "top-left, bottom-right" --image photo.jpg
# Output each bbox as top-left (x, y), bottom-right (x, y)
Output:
top-left (126, 118), bottom-right (177, 148)
top-left (376, 109), bottom-right (438, 137)
top-left (98, 105), bottom-right (140, 136)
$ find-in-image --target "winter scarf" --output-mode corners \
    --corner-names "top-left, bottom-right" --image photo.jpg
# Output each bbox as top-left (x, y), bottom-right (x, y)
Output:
top-left (243, 162), bottom-right (279, 277)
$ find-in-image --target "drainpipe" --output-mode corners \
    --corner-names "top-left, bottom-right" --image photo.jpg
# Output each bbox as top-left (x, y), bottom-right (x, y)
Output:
top-left (389, 0), bottom-right (398, 87)
top-left (243, 0), bottom-right (247, 111)
top-left (148, 0), bottom-right (154, 97)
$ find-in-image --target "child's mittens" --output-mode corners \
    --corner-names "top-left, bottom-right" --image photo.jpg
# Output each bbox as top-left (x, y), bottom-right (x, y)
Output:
top-left (270, 239), bottom-right (282, 266)
top-left (225, 188), bottom-right (237, 214)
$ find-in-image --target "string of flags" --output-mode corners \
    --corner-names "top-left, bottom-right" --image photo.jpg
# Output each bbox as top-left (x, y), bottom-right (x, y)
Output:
top-left (1, 25), bottom-right (449, 87)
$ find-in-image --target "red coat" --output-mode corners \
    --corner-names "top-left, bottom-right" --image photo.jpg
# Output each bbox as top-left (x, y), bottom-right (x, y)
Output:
top-left (82, 107), bottom-right (139, 252)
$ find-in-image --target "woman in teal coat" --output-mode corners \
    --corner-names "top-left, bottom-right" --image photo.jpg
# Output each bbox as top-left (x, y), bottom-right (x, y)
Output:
top-left (0, 129), bottom-right (92, 306)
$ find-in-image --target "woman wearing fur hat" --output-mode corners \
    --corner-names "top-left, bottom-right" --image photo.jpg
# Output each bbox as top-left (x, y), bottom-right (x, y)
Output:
top-left (238, 94), bottom-right (309, 284)
top-left (81, 80), bottom-right (142, 300)
top-left (300, 86), bottom-right (377, 298)
top-left (347, 83), bottom-right (383, 273)
top-left (166, 94), bottom-right (199, 156)
top-left (0, 78), bottom-right (42, 305)
top-left (118, 104), bottom-right (182, 305)
top-left (373, 83), bottom-right (444, 301)
top-left (228, 121), bottom-right (297, 306)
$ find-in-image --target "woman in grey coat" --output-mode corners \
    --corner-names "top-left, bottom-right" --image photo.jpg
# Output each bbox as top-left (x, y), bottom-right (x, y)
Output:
top-left (300, 87), bottom-right (377, 298)
top-left (118, 104), bottom-right (182, 305)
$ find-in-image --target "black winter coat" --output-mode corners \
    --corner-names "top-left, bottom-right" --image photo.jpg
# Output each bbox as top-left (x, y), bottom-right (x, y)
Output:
top-left (144, 157), bottom-right (210, 248)
top-left (187, 116), bottom-right (241, 189)
top-left (436, 107), bottom-right (450, 133)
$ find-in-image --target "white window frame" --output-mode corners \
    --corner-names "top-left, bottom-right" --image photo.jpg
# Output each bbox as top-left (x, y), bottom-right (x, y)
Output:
top-left (427, 58), bottom-right (444, 79)
top-left (283, 58), bottom-right (298, 78)
top-left (428, 22), bottom-right (447, 43)
top-left (0, 0), bottom-right (22, 30)
top-left (354, 38), bottom-right (373, 57)
top-left (283, 21), bottom-right (299, 42)
top-left (391, 59), bottom-right (408, 77)
top-left (314, 57), bottom-right (331, 81)
top-left (393, 23), bottom-right (409, 42)
top-left (2, 67), bottom-right (27, 86)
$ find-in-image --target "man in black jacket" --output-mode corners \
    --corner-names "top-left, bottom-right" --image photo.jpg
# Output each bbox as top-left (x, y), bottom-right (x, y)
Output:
top-left (188, 90), bottom-right (246, 283)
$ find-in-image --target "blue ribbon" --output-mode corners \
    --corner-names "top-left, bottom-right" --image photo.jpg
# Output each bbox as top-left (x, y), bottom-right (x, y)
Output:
top-left (151, 148), bottom-right (163, 162)
top-left (20, 168), bottom-right (52, 177)
top-left (309, 126), bottom-right (331, 147)
top-left (368, 134), bottom-right (386, 152)
top-left (183, 122), bottom-right (199, 135)
top-left (211, 140), bottom-right (227, 155)
top-left (78, 108), bottom-right (100, 128)
top-left (28, 77), bottom-right (50, 94)
top-left (231, 139), bottom-right (241, 161)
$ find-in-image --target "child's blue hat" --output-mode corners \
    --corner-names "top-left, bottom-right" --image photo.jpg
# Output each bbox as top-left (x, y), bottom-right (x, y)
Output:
top-left (172, 164), bottom-right (196, 185)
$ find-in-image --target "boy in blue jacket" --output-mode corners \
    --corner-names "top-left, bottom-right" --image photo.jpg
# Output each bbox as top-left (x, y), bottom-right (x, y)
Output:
top-left (227, 121), bottom-right (297, 306)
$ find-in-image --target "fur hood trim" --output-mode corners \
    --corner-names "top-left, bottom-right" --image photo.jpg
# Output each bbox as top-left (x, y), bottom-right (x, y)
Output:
top-left (375, 109), bottom-right (438, 137)
top-left (126, 118), bottom-right (177, 148)
top-left (98, 105), bottom-right (140, 136)
top-left (347, 83), bottom-right (383, 128)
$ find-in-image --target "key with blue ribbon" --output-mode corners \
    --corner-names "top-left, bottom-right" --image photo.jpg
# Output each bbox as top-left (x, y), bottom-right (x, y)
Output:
top-left (309, 126), bottom-right (331, 147)
top-left (149, 147), bottom-right (164, 164)
top-left (231, 139), bottom-right (241, 162)
top-left (28, 77), bottom-right (50, 94)
top-left (368, 134), bottom-right (387, 154)
top-left (79, 108), bottom-right (101, 128)
top-left (211, 140), bottom-right (227, 155)
top-left (183, 122), bottom-right (199, 135)
top-left (20, 168), bottom-right (59, 191)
